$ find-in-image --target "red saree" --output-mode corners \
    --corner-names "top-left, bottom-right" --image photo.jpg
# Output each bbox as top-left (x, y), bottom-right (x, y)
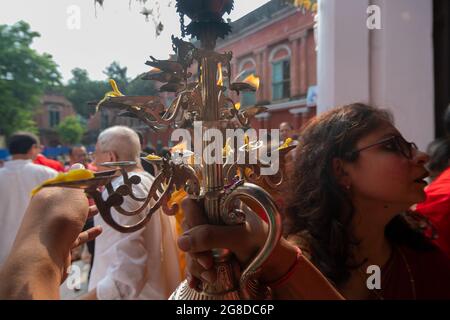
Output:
top-left (415, 167), bottom-right (450, 257)
top-left (371, 245), bottom-right (450, 300)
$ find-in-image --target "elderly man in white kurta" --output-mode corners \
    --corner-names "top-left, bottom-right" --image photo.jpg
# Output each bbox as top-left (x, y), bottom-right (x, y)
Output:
top-left (83, 126), bottom-right (181, 300)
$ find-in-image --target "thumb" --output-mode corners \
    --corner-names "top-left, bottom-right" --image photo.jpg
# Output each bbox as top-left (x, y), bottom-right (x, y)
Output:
top-left (177, 224), bottom-right (255, 263)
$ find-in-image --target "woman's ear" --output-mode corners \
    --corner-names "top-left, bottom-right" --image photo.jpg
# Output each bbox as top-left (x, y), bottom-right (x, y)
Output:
top-left (332, 158), bottom-right (352, 188)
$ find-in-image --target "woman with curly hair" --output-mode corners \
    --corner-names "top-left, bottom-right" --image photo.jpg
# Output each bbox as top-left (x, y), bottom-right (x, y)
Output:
top-left (179, 103), bottom-right (450, 299)
top-left (284, 103), bottom-right (450, 299)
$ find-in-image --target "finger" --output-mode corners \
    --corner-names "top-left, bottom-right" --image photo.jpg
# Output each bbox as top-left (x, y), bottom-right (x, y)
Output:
top-left (181, 198), bottom-right (207, 229)
top-left (186, 273), bottom-right (202, 292)
top-left (186, 254), bottom-right (217, 284)
top-left (186, 255), bottom-right (205, 280)
top-left (87, 205), bottom-right (99, 218)
top-left (181, 215), bottom-right (206, 233)
top-left (178, 224), bottom-right (247, 254)
top-left (72, 226), bottom-right (102, 248)
top-left (181, 219), bottom-right (189, 232)
top-left (191, 252), bottom-right (214, 270)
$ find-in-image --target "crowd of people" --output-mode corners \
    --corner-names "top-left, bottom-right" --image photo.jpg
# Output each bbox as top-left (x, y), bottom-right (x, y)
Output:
top-left (0, 127), bottom-right (182, 300)
top-left (0, 103), bottom-right (449, 300)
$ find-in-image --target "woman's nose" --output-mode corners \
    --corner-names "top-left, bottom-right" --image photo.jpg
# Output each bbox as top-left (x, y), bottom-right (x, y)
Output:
top-left (412, 149), bottom-right (430, 165)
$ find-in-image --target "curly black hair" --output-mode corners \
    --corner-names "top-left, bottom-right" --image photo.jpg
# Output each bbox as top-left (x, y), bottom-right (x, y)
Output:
top-left (285, 103), bottom-right (434, 286)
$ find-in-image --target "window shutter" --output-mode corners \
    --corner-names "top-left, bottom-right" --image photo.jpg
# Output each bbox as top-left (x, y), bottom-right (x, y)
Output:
top-left (272, 62), bottom-right (283, 100)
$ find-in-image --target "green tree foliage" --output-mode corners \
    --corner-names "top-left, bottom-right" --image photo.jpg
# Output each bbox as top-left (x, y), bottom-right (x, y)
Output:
top-left (127, 73), bottom-right (157, 96)
top-left (0, 21), bottom-right (61, 137)
top-left (103, 61), bottom-right (129, 90)
top-left (65, 64), bottom-right (157, 119)
top-left (57, 115), bottom-right (85, 145)
top-left (64, 68), bottom-right (109, 119)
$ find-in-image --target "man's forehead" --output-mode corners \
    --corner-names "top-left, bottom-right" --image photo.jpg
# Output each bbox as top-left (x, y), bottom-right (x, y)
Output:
top-left (73, 147), bottom-right (86, 153)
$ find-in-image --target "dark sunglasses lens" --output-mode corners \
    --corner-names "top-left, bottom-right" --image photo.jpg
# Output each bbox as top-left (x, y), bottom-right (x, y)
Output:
top-left (396, 137), bottom-right (414, 159)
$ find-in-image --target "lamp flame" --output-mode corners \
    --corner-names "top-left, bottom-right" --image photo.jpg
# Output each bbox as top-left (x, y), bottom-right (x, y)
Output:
top-left (217, 63), bottom-right (224, 86)
top-left (171, 141), bottom-right (188, 154)
top-left (243, 73), bottom-right (260, 91)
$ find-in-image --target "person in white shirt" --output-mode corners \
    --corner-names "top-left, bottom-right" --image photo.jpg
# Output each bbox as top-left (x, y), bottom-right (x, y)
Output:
top-left (0, 132), bottom-right (57, 266)
top-left (82, 126), bottom-right (182, 300)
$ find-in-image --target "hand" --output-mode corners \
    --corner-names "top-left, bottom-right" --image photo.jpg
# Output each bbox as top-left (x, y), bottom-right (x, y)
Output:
top-left (29, 162), bottom-right (102, 283)
top-left (177, 198), bottom-right (268, 290)
top-left (71, 246), bottom-right (82, 262)
top-left (28, 188), bottom-right (102, 279)
top-left (177, 200), bottom-right (344, 300)
top-left (61, 205), bottom-right (101, 284)
top-left (0, 187), bottom-right (102, 299)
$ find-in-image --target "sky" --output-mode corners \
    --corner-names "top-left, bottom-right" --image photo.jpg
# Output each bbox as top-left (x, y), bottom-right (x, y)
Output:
top-left (0, 0), bottom-right (270, 83)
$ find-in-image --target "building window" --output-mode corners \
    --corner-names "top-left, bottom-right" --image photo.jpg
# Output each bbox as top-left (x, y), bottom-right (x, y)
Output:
top-left (48, 105), bottom-right (60, 128)
top-left (272, 59), bottom-right (290, 101)
top-left (101, 110), bottom-right (109, 129)
top-left (239, 69), bottom-right (257, 108)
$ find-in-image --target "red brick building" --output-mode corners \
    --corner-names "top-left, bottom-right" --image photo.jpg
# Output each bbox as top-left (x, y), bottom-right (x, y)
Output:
top-left (34, 94), bottom-right (76, 147)
top-left (87, 1), bottom-right (318, 150)
top-left (217, 0), bottom-right (317, 134)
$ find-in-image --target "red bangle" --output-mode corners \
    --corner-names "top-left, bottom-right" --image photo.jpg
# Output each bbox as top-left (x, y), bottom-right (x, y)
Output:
top-left (264, 246), bottom-right (302, 289)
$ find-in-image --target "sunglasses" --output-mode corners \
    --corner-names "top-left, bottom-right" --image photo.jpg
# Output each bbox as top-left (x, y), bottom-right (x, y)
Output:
top-left (348, 135), bottom-right (418, 160)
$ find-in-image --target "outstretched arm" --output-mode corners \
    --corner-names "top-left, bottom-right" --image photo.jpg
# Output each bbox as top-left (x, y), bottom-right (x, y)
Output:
top-left (0, 188), bottom-right (101, 300)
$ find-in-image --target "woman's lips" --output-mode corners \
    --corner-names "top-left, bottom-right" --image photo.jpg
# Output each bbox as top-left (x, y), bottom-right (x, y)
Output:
top-left (414, 172), bottom-right (429, 184)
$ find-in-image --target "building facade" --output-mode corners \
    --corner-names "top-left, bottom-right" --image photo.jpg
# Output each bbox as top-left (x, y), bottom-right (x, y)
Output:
top-left (217, 0), bottom-right (317, 134)
top-left (87, 1), bottom-right (318, 150)
top-left (317, 0), bottom-right (450, 149)
top-left (34, 94), bottom-right (76, 147)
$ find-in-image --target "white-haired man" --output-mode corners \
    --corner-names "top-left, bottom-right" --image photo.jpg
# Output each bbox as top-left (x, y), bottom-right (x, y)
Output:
top-left (82, 126), bottom-right (182, 300)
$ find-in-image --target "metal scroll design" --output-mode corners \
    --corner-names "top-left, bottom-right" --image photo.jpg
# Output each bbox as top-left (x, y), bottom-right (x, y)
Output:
top-left (85, 159), bottom-right (200, 233)
top-left (219, 182), bottom-right (283, 299)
